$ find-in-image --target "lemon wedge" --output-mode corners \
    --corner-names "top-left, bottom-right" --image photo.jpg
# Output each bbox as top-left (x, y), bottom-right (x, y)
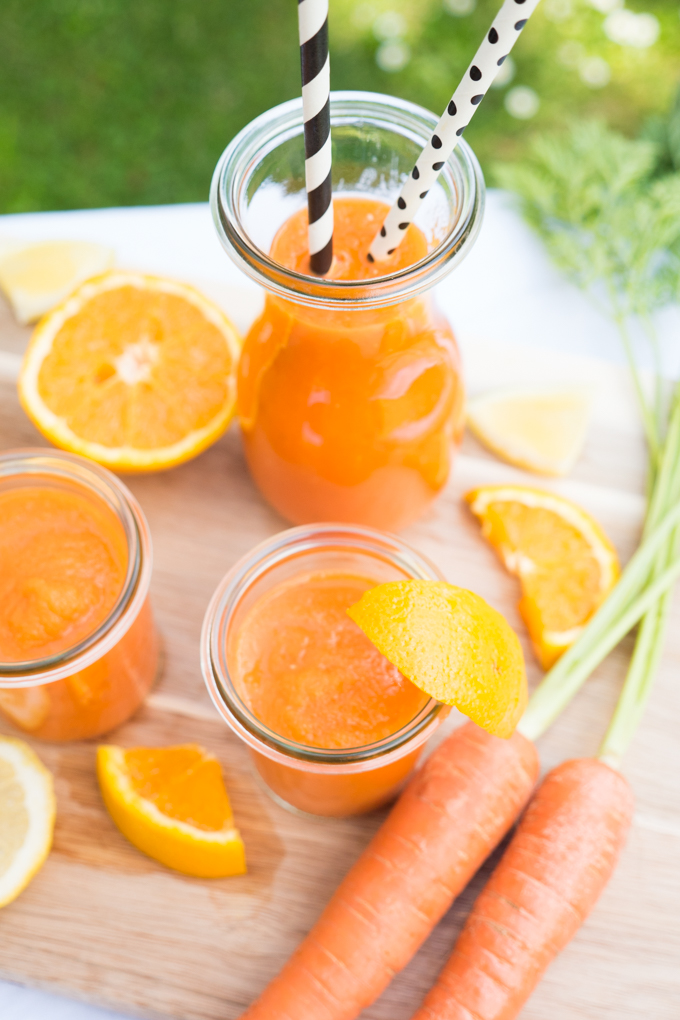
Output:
top-left (467, 385), bottom-right (593, 476)
top-left (0, 240), bottom-right (114, 324)
top-left (348, 581), bottom-right (527, 739)
top-left (0, 736), bottom-right (56, 908)
top-left (97, 744), bottom-right (246, 877)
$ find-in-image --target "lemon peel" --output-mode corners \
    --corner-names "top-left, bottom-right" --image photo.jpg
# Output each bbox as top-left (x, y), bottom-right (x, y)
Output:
top-left (0, 736), bottom-right (55, 908)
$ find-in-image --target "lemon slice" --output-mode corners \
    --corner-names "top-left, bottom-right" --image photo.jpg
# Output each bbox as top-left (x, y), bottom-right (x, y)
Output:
top-left (0, 736), bottom-right (56, 908)
top-left (0, 240), bottom-right (114, 324)
top-left (97, 744), bottom-right (246, 878)
top-left (467, 385), bottom-right (593, 476)
top-left (348, 581), bottom-right (527, 739)
top-left (466, 485), bottom-right (620, 669)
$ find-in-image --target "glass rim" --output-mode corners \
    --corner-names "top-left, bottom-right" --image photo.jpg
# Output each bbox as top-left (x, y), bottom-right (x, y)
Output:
top-left (210, 90), bottom-right (485, 311)
top-left (201, 523), bottom-right (446, 771)
top-left (0, 449), bottom-right (153, 686)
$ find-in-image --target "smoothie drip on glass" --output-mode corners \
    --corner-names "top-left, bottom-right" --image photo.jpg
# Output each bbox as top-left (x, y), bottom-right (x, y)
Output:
top-left (238, 196), bottom-right (465, 531)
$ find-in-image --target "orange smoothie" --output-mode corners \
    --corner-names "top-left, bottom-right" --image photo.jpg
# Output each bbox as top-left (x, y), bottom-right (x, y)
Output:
top-left (234, 572), bottom-right (428, 748)
top-left (238, 196), bottom-right (465, 531)
top-left (0, 482), bottom-right (158, 741)
top-left (231, 570), bottom-right (432, 815)
top-left (0, 487), bottom-right (127, 662)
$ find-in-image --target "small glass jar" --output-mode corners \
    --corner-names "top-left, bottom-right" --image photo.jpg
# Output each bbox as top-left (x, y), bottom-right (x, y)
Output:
top-left (0, 450), bottom-right (159, 742)
top-left (211, 91), bottom-right (484, 532)
top-left (201, 523), bottom-right (447, 817)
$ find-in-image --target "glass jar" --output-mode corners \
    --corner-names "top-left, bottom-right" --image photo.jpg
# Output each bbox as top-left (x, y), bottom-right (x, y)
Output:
top-left (0, 450), bottom-right (159, 742)
top-left (211, 91), bottom-right (484, 532)
top-left (201, 523), bottom-right (447, 817)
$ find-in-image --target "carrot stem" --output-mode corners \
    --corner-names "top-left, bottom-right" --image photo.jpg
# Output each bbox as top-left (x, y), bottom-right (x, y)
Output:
top-left (520, 552), bottom-right (680, 741)
top-left (521, 383), bottom-right (680, 743)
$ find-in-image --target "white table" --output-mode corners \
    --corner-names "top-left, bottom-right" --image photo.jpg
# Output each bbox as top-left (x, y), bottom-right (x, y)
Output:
top-left (0, 193), bottom-right (677, 1020)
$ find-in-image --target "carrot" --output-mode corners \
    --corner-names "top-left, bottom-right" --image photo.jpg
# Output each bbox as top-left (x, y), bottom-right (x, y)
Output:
top-left (411, 757), bottom-right (634, 1020)
top-left (242, 722), bottom-right (539, 1020)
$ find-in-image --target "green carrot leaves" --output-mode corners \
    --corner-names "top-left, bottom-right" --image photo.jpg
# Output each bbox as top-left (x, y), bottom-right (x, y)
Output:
top-left (495, 121), bottom-right (680, 324)
top-left (502, 111), bottom-right (680, 762)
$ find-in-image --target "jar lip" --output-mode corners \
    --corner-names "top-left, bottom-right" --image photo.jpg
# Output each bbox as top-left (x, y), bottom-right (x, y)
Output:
top-left (201, 523), bottom-right (446, 768)
top-left (0, 449), bottom-right (152, 685)
top-left (211, 90), bottom-right (485, 311)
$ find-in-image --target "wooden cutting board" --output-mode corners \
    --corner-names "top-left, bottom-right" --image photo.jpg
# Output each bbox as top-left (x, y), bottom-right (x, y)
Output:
top-left (0, 290), bottom-right (678, 1020)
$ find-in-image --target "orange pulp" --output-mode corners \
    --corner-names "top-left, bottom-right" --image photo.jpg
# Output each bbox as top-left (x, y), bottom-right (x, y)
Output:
top-left (238, 196), bottom-right (465, 532)
top-left (231, 571), bottom-right (432, 815)
top-left (0, 486), bottom-right (158, 741)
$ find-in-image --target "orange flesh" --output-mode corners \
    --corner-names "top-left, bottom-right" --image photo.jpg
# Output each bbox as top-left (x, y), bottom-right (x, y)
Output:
top-left (232, 572), bottom-right (429, 749)
top-left (481, 502), bottom-right (604, 630)
top-left (238, 196), bottom-right (464, 531)
top-left (37, 286), bottom-right (234, 449)
top-left (124, 745), bottom-right (234, 832)
top-left (0, 486), bottom-right (127, 662)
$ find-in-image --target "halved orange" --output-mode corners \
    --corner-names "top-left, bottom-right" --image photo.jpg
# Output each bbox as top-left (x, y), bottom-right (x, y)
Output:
top-left (465, 485), bottom-right (620, 669)
top-left (97, 743), bottom-right (246, 878)
top-left (19, 272), bottom-right (241, 471)
top-left (348, 580), bottom-right (527, 739)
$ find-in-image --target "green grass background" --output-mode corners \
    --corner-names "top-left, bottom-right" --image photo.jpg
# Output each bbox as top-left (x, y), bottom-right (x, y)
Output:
top-left (0, 0), bottom-right (678, 213)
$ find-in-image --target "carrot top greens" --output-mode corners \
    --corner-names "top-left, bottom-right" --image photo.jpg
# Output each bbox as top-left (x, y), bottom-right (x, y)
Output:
top-left (499, 117), bottom-right (680, 762)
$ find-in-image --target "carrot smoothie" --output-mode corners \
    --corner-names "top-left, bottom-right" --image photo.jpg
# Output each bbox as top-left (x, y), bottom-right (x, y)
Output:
top-left (0, 487), bottom-right (127, 663)
top-left (238, 196), bottom-right (465, 532)
top-left (232, 572), bottom-right (429, 750)
top-left (202, 524), bottom-right (445, 817)
top-left (0, 453), bottom-right (158, 742)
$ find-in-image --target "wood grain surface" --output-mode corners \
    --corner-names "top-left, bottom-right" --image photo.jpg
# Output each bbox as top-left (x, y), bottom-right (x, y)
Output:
top-left (0, 290), bottom-right (678, 1020)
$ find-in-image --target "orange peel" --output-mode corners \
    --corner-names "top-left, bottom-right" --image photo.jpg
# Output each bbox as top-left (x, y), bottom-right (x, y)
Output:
top-left (348, 580), bottom-right (527, 739)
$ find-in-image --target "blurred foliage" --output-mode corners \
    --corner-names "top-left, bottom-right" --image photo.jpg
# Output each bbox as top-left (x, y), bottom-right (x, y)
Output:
top-left (0, 0), bottom-right (678, 212)
top-left (496, 120), bottom-right (680, 319)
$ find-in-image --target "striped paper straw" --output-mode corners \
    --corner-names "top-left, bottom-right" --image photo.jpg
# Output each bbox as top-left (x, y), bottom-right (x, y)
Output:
top-left (298, 0), bottom-right (333, 275)
top-left (368, 0), bottom-right (542, 263)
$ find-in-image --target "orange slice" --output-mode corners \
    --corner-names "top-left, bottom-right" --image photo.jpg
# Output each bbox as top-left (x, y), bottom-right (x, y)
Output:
top-left (348, 580), bottom-right (527, 739)
top-left (97, 743), bottom-right (246, 878)
top-left (465, 485), bottom-right (620, 669)
top-left (19, 272), bottom-right (241, 471)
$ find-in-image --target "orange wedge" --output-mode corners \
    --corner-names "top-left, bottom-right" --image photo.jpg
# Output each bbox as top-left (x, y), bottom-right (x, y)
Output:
top-left (466, 485), bottom-right (620, 669)
top-left (97, 743), bottom-right (246, 877)
top-left (348, 580), bottom-right (527, 739)
top-left (19, 272), bottom-right (241, 471)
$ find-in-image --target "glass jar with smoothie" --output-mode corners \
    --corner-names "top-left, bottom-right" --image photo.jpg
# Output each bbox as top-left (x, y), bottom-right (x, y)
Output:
top-left (0, 450), bottom-right (159, 742)
top-left (201, 524), bottom-right (448, 817)
top-left (211, 91), bottom-right (484, 531)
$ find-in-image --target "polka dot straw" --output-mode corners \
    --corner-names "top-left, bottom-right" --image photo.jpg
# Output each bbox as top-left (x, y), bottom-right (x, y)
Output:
top-left (368, 0), bottom-right (542, 263)
top-left (298, 0), bottom-right (333, 275)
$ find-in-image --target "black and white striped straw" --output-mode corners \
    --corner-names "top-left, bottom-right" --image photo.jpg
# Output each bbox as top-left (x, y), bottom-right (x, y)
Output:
top-left (298, 0), bottom-right (333, 275)
top-left (368, 0), bottom-right (542, 263)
